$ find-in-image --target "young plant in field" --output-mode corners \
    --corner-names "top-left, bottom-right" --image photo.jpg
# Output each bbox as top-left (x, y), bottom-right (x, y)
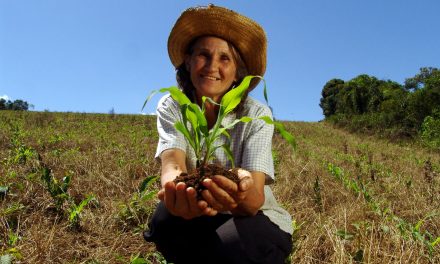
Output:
top-left (118, 175), bottom-right (159, 230)
top-left (68, 195), bottom-right (96, 230)
top-left (143, 75), bottom-right (296, 171)
top-left (313, 175), bottom-right (323, 213)
top-left (40, 166), bottom-right (71, 211)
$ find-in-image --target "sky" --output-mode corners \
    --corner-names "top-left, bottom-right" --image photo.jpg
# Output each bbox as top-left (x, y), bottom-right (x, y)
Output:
top-left (1, 0), bottom-right (439, 121)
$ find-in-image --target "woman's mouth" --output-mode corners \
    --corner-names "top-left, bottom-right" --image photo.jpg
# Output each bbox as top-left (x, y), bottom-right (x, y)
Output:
top-left (201, 75), bottom-right (220, 81)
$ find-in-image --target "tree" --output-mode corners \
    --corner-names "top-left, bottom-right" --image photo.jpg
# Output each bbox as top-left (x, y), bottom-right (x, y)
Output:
top-left (320, 79), bottom-right (344, 117)
top-left (0, 98), bottom-right (6, 110)
top-left (404, 67), bottom-right (440, 91)
top-left (0, 99), bottom-right (31, 111)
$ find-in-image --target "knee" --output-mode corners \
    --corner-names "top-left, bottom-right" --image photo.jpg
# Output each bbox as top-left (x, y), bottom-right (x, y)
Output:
top-left (143, 202), bottom-right (176, 242)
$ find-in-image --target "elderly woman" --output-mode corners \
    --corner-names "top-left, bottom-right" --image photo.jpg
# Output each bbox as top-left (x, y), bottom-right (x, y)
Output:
top-left (144, 5), bottom-right (293, 264)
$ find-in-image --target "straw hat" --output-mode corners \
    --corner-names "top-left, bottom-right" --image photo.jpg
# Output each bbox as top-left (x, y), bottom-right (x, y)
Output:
top-left (168, 4), bottom-right (267, 90)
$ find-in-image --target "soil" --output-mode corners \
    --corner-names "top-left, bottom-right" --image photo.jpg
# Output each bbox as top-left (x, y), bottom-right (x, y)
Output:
top-left (173, 163), bottom-right (240, 199)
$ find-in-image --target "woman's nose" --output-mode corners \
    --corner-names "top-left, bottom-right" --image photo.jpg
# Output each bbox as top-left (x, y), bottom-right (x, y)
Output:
top-left (205, 57), bottom-right (219, 71)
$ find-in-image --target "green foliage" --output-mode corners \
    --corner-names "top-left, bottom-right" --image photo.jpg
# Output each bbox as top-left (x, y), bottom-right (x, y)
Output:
top-left (68, 195), bottom-right (96, 229)
top-left (118, 176), bottom-right (159, 230)
top-left (129, 252), bottom-right (168, 264)
top-left (40, 166), bottom-right (72, 210)
top-left (0, 99), bottom-right (31, 111)
top-left (320, 78), bottom-right (344, 117)
top-left (421, 111), bottom-right (440, 149)
top-left (143, 75), bottom-right (296, 169)
top-left (313, 175), bottom-right (323, 212)
top-left (320, 67), bottom-right (440, 142)
top-left (327, 161), bottom-right (440, 257)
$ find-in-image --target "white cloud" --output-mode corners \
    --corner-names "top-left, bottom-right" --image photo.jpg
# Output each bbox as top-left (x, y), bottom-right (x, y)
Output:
top-left (139, 112), bottom-right (156, 116)
top-left (0, 95), bottom-right (9, 101)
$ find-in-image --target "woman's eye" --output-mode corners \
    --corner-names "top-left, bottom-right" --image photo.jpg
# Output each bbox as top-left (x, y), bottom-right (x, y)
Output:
top-left (197, 52), bottom-right (209, 58)
top-left (221, 55), bottom-right (230, 61)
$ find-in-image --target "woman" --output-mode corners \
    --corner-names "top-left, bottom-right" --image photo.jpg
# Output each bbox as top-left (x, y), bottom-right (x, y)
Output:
top-left (144, 5), bottom-right (293, 264)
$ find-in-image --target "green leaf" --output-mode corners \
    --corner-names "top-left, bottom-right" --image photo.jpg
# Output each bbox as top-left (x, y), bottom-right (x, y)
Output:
top-left (431, 237), bottom-right (440, 247)
top-left (221, 128), bottom-right (231, 139)
top-left (181, 104), bottom-right (200, 149)
top-left (141, 90), bottom-right (159, 111)
top-left (61, 175), bottom-right (71, 192)
top-left (261, 78), bottom-right (268, 104)
top-left (160, 87), bottom-right (192, 105)
top-left (188, 103), bottom-right (208, 137)
top-left (336, 230), bottom-right (354, 240)
top-left (130, 254), bottom-right (149, 264)
top-left (139, 175), bottom-right (158, 193)
top-left (141, 190), bottom-right (158, 201)
top-left (414, 212), bottom-right (439, 232)
top-left (142, 86), bottom-right (192, 112)
top-left (69, 195), bottom-right (95, 222)
top-left (258, 116), bottom-right (296, 150)
top-left (220, 76), bottom-right (259, 116)
top-left (221, 144), bottom-right (235, 168)
top-left (223, 116), bottom-right (253, 130)
top-left (174, 121), bottom-right (196, 151)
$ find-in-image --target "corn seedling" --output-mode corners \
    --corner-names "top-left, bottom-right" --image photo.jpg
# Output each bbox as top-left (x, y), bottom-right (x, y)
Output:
top-left (143, 75), bottom-right (296, 171)
top-left (118, 176), bottom-right (159, 229)
top-left (327, 162), bottom-right (440, 258)
top-left (68, 194), bottom-right (96, 230)
top-left (40, 166), bottom-right (71, 211)
top-left (313, 175), bottom-right (323, 213)
top-left (129, 254), bottom-right (148, 264)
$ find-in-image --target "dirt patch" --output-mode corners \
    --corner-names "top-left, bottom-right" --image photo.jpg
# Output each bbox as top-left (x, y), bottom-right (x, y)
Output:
top-left (173, 164), bottom-right (240, 198)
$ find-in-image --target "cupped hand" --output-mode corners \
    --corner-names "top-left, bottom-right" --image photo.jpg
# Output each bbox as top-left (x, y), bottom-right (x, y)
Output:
top-left (201, 169), bottom-right (253, 212)
top-left (157, 181), bottom-right (218, 219)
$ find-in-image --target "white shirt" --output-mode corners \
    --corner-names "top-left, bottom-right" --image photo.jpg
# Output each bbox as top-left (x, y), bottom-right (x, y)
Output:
top-left (155, 94), bottom-right (293, 234)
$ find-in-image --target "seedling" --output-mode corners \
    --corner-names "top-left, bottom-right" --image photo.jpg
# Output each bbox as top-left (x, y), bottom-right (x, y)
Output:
top-left (68, 195), bottom-right (96, 230)
top-left (143, 75), bottom-right (296, 171)
top-left (40, 166), bottom-right (71, 211)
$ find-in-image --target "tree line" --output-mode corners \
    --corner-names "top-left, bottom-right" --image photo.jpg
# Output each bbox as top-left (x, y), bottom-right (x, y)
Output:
top-left (0, 99), bottom-right (31, 111)
top-left (320, 67), bottom-right (440, 148)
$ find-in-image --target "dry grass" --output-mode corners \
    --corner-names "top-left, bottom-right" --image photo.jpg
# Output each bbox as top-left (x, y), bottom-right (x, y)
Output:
top-left (1, 111), bottom-right (439, 263)
top-left (273, 122), bottom-right (440, 263)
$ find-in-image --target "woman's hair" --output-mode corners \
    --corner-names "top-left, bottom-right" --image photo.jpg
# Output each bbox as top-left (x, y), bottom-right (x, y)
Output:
top-left (176, 36), bottom-right (249, 113)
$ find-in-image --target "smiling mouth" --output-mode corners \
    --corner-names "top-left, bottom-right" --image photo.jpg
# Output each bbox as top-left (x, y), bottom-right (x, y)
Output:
top-left (201, 75), bottom-right (220, 81)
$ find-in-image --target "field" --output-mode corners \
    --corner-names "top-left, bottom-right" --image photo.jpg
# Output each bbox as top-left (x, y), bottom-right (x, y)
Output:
top-left (1, 111), bottom-right (439, 263)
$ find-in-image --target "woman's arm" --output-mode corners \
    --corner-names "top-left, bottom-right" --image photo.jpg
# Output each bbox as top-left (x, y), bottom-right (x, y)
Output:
top-left (159, 148), bottom-right (187, 187)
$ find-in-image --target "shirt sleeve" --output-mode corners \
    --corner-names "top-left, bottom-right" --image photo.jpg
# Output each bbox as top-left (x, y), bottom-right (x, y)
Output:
top-left (154, 95), bottom-right (187, 161)
top-left (240, 104), bottom-right (275, 183)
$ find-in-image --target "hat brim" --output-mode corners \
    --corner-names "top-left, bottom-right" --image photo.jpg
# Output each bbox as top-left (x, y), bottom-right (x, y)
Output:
top-left (168, 5), bottom-right (267, 91)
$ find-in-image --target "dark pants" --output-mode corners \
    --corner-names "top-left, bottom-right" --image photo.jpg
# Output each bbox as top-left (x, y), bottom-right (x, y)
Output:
top-left (144, 202), bottom-right (292, 264)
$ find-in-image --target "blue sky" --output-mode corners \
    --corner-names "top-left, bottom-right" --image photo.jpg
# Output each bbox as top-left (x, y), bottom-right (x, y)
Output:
top-left (1, 0), bottom-right (439, 121)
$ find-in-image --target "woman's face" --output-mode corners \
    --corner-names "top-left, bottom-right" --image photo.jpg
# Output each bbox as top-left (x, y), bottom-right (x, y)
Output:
top-left (185, 36), bottom-right (237, 102)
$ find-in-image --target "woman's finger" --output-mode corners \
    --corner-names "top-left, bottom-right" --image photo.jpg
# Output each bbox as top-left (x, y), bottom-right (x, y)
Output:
top-left (201, 188), bottom-right (224, 211)
top-left (186, 187), bottom-right (202, 216)
top-left (211, 175), bottom-right (238, 194)
top-left (164, 181), bottom-right (177, 213)
top-left (174, 182), bottom-right (189, 216)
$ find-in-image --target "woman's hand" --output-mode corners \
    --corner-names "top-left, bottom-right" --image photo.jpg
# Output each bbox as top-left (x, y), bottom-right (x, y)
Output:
top-left (157, 181), bottom-right (218, 219)
top-left (201, 169), bottom-right (263, 215)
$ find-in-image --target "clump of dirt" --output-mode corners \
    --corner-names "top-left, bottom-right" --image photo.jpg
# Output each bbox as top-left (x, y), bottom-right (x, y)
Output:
top-left (173, 164), bottom-right (240, 199)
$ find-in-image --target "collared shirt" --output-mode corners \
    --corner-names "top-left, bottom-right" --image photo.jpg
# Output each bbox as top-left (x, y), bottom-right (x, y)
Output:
top-left (155, 94), bottom-right (293, 234)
